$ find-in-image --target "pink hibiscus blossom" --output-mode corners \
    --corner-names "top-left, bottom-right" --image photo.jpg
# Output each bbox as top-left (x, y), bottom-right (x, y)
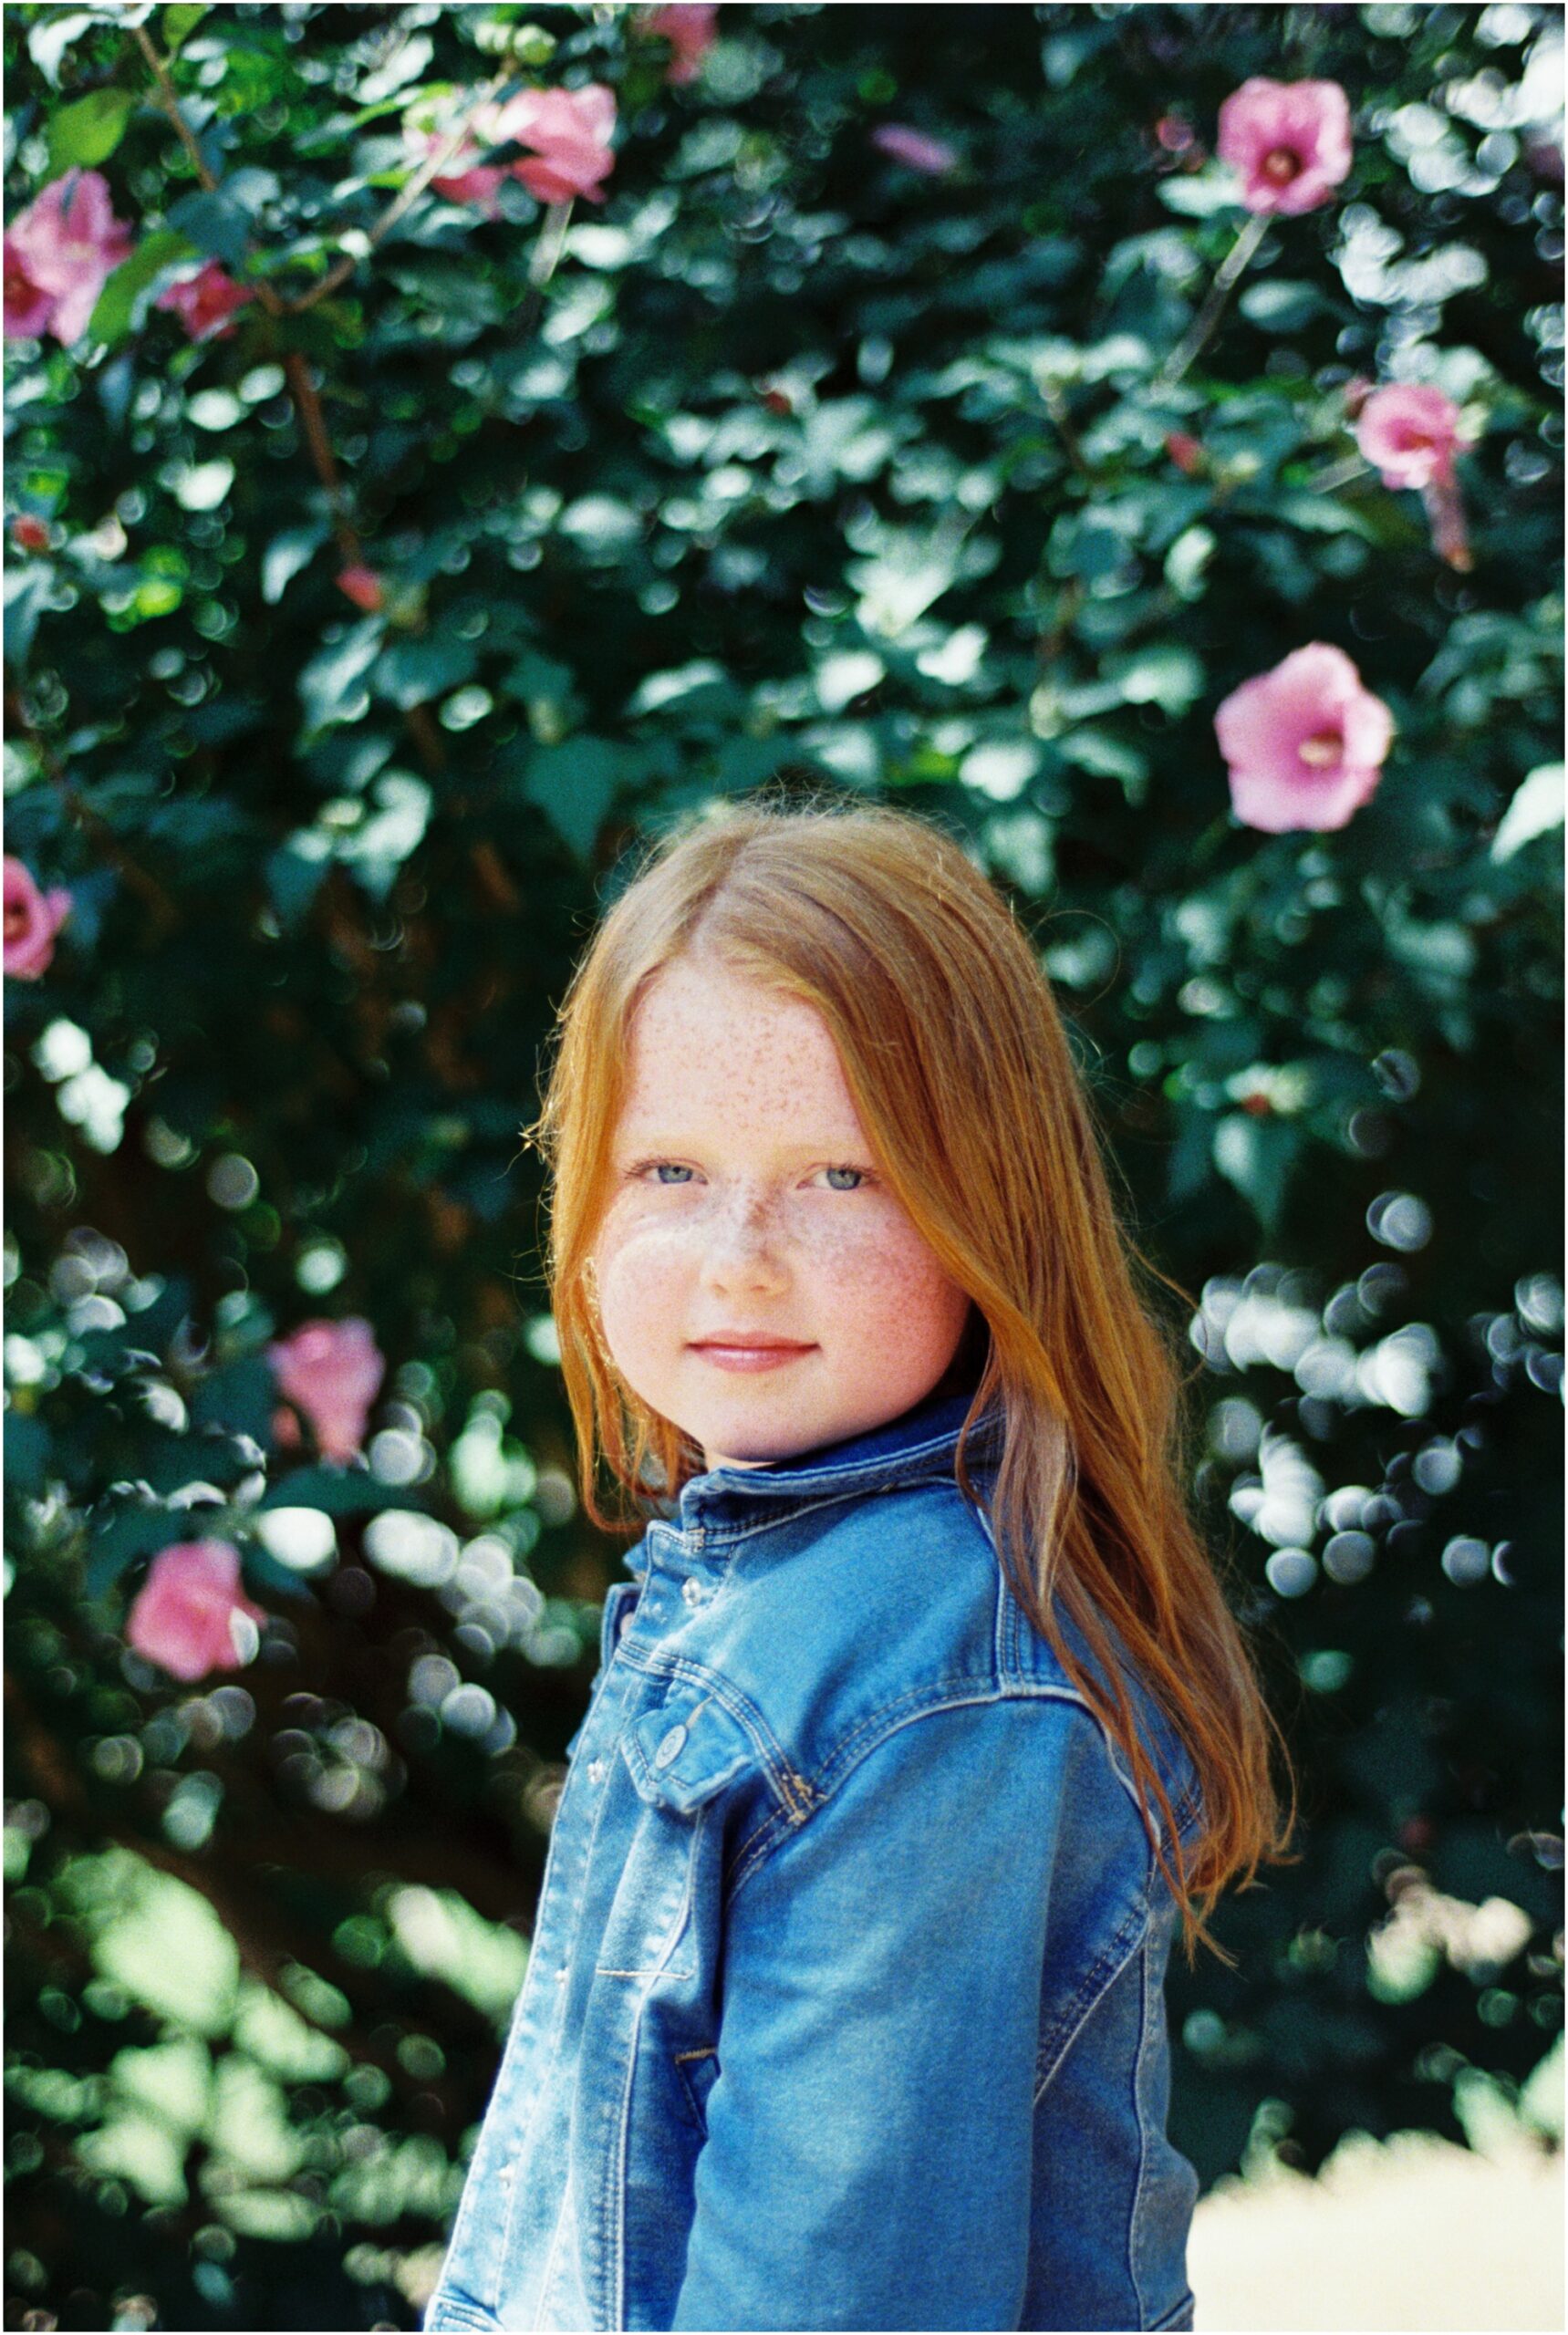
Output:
top-left (410, 82), bottom-right (618, 213)
top-left (1214, 643), bottom-right (1394, 833)
top-left (126, 1539), bottom-right (266, 1684)
top-left (640, 4), bottom-right (718, 85)
top-left (4, 856), bottom-right (73, 979)
top-left (1356, 381), bottom-right (1467, 490)
top-left (870, 123), bottom-right (961, 177)
top-left (5, 235), bottom-right (56, 337)
top-left (483, 84), bottom-right (618, 205)
top-left (4, 169), bottom-right (132, 344)
top-left (1356, 383), bottom-right (1474, 569)
top-left (154, 259), bottom-right (254, 344)
top-left (1217, 78), bottom-right (1353, 215)
top-left (407, 113), bottom-right (512, 217)
top-left (267, 1316), bottom-right (386, 1463)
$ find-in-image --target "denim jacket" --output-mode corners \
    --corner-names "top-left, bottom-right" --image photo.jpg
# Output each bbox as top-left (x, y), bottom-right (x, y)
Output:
top-left (424, 1388), bottom-right (1202, 2334)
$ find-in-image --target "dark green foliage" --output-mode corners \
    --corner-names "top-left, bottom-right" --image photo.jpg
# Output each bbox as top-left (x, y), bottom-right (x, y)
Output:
top-left (4, 5), bottom-right (1562, 2325)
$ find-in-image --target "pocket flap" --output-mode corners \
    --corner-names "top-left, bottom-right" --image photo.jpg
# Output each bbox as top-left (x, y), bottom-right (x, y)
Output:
top-left (621, 1690), bottom-right (754, 1816)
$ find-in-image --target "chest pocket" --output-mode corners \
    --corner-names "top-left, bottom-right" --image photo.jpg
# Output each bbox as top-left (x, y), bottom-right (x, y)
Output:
top-left (620, 1687), bottom-right (755, 1818)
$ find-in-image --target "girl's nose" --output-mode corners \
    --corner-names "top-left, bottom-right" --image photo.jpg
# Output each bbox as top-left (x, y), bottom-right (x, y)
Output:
top-left (698, 1191), bottom-right (788, 1294)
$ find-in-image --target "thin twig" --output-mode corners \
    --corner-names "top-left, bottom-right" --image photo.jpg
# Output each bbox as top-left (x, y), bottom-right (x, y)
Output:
top-left (131, 22), bottom-right (284, 321)
top-left (280, 350), bottom-right (362, 565)
top-left (1042, 382), bottom-right (1090, 477)
top-left (286, 65), bottom-right (517, 313)
top-left (1158, 211), bottom-right (1270, 391)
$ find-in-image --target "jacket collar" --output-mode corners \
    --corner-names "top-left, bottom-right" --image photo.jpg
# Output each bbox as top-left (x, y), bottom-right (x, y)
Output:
top-left (666, 1383), bottom-right (1006, 1540)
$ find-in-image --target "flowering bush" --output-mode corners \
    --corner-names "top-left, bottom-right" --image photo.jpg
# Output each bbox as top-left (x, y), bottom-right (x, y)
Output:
top-left (3, 4), bottom-right (1562, 2324)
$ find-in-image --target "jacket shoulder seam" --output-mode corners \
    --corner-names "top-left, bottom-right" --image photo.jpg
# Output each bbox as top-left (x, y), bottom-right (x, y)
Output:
top-left (729, 1680), bottom-right (1102, 1896)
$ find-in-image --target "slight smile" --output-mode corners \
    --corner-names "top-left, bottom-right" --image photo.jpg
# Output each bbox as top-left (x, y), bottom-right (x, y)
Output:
top-left (688, 1335), bottom-right (817, 1374)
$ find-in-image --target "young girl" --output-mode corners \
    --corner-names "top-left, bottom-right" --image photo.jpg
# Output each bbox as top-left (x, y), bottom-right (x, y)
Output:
top-left (424, 798), bottom-right (1287, 2335)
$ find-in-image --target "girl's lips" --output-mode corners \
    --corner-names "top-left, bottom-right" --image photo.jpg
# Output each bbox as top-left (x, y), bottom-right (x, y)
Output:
top-left (689, 1341), bottom-right (816, 1374)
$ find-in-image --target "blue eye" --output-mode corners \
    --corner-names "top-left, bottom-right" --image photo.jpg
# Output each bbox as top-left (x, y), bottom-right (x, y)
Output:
top-left (649, 1162), bottom-right (694, 1185)
top-left (823, 1167), bottom-right (864, 1191)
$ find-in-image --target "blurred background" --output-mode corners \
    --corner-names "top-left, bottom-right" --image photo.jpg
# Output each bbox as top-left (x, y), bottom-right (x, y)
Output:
top-left (3, 4), bottom-right (1563, 2329)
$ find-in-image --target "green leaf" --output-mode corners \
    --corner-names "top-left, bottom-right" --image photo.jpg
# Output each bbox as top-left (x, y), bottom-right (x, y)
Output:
top-left (46, 88), bottom-right (138, 175)
top-left (296, 619), bottom-right (383, 741)
top-left (163, 3), bottom-right (210, 49)
top-left (257, 1468), bottom-right (424, 1516)
top-left (4, 566), bottom-right (56, 669)
top-left (26, 11), bottom-right (98, 88)
top-left (1211, 1113), bottom-right (1299, 1236)
top-left (1158, 169), bottom-right (1243, 217)
top-left (262, 524), bottom-right (329, 607)
top-left (517, 736), bottom-right (622, 861)
top-left (1238, 279), bottom-right (1332, 333)
top-left (188, 1357), bottom-right (275, 1444)
top-left (1491, 763), bottom-right (1564, 861)
top-left (86, 1505), bottom-right (194, 1600)
top-left (369, 633), bottom-right (480, 711)
top-left (265, 831), bottom-right (333, 930)
top-left (87, 230), bottom-right (197, 348)
top-left (165, 178), bottom-right (276, 269)
top-left (5, 1411), bottom-right (50, 1500)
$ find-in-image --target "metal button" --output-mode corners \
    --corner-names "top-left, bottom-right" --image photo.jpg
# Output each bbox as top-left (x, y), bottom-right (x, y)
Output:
top-left (587, 1758), bottom-right (607, 1784)
top-left (681, 1576), bottom-right (707, 1609)
top-left (556, 1966), bottom-right (568, 1983)
top-left (653, 1723), bottom-right (688, 1769)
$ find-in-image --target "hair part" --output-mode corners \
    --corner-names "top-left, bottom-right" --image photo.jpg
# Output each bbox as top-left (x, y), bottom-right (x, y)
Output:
top-left (526, 794), bottom-right (1293, 1959)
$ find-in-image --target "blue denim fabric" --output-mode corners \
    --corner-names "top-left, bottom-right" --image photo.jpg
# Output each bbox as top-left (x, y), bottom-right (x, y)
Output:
top-left (424, 1388), bottom-right (1202, 2333)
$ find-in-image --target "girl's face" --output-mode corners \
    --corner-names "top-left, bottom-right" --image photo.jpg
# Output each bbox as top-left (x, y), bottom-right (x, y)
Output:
top-left (589, 950), bottom-right (972, 1470)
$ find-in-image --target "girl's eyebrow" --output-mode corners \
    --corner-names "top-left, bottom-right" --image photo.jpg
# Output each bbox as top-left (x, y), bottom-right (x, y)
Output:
top-left (613, 1126), bottom-right (869, 1157)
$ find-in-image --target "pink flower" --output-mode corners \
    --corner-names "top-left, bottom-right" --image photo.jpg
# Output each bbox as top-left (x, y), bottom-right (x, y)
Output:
top-left (266, 1316), bottom-right (386, 1463)
top-left (410, 83), bottom-right (618, 213)
top-left (5, 235), bottom-right (56, 337)
top-left (1214, 644), bottom-right (1394, 833)
top-left (1165, 431), bottom-right (1205, 477)
top-left (870, 123), bottom-right (961, 177)
top-left (1355, 382), bottom-right (1468, 492)
top-left (4, 856), bottom-right (73, 979)
top-left (407, 116), bottom-right (511, 217)
top-left (640, 4), bottom-right (718, 85)
top-left (482, 84), bottom-right (618, 206)
top-left (1217, 78), bottom-right (1353, 215)
top-left (336, 564), bottom-right (386, 613)
top-left (154, 259), bottom-right (253, 344)
top-left (126, 1538), bottom-right (266, 1684)
top-left (4, 170), bottom-right (132, 344)
top-left (1155, 115), bottom-right (1197, 155)
top-left (1356, 384), bottom-right (1474, 570)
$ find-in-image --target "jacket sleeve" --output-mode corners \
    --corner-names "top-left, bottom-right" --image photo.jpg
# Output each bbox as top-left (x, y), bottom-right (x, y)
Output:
top-left (671, 1693), bottom-right (1091, 2334)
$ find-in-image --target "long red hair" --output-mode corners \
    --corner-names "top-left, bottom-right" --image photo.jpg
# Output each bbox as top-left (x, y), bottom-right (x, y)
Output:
top-left (526, 796), bottom-right (1292, 1956)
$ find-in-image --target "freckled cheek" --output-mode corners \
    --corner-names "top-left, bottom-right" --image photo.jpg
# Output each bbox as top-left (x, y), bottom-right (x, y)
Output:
top-left (794, 1214), bottom-right (966, 1352)
top-left (592, 1215), bottom-right (699, 1355)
